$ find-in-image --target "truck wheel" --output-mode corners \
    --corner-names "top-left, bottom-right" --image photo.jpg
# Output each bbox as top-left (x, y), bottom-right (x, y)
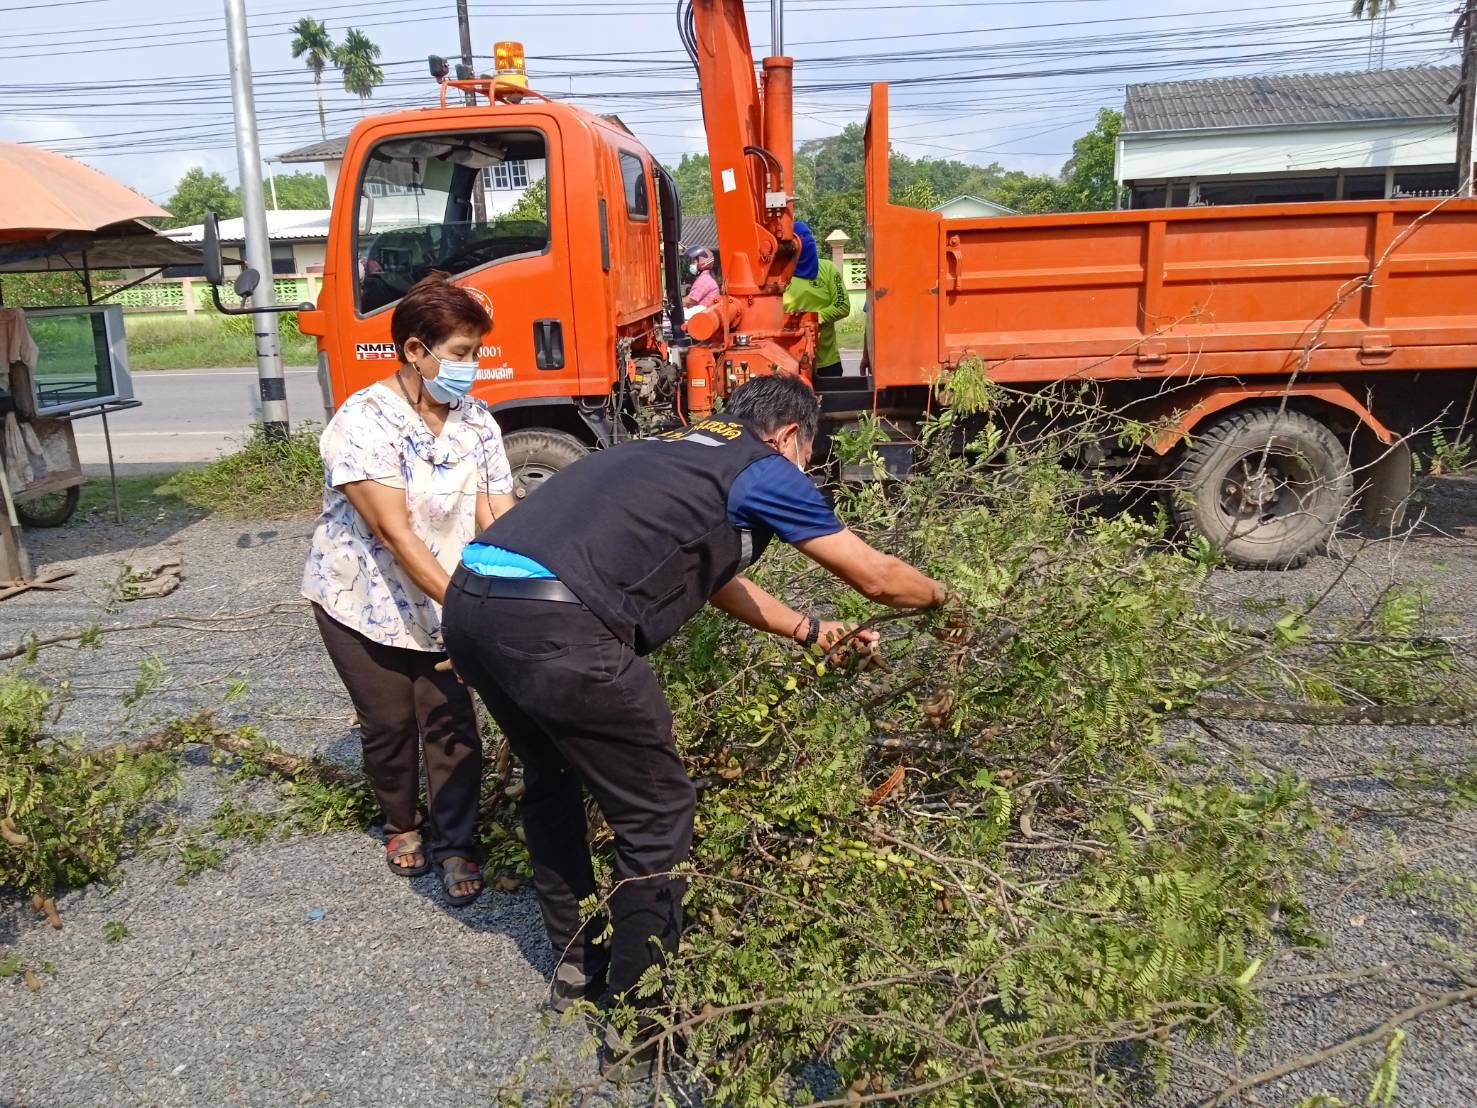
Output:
top-left (16, 485), bottom-right (81, 528)
top-left (503, 429), bottom-right (589, 499)
top-left (1172, 407), bottom-right (1353, 569)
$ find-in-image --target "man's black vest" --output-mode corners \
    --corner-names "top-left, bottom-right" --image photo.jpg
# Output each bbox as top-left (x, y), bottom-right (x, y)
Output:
top-left (475, 418), bottom-right (778, 654)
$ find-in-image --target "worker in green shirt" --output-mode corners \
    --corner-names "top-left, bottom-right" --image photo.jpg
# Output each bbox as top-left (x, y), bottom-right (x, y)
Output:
top-left (784, 220), bottom-right (852, 379)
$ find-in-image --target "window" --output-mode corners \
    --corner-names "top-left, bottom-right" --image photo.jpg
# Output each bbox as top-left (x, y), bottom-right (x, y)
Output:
top-left (23, 306), bottom-right (133, 417)
top-left (270, 243), bottom-right (297, 275)
top-left (354, 130), bottom-right (550, 315)
top-left (485, 159), bottom-right (530, 190)
top-left (619, 151), bottom-right (649, 220)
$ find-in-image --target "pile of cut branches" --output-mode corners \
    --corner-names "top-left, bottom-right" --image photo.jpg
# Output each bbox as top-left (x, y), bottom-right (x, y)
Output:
top-left (582, 370), bottom-right (1477, 1105)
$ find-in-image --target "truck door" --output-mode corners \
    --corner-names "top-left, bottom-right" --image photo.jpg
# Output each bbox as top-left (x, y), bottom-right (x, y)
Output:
top-left (329, 115), bottom-right (578, 407)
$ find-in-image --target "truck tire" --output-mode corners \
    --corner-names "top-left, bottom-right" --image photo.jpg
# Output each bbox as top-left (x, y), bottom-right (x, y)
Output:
top-left (1172, 407), bottom-right (1353, 569)
top-left (503, 429), bottom-right (589, 499)
top-left (16, 484), bottom-right (81, 529)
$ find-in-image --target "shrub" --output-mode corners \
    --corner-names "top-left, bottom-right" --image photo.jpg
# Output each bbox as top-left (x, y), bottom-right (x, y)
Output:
top-left (168, 422), bottom-right (324, 518)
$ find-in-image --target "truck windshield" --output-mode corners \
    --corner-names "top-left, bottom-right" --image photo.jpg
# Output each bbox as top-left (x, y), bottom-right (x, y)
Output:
top-left (354, 128), bottom-right (550, 315)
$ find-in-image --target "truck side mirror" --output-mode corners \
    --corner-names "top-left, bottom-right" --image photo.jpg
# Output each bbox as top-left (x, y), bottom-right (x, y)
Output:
top-left (202, 212), bottom-right (224, 287)
top-left (233, 269), bottom-right (260, 298)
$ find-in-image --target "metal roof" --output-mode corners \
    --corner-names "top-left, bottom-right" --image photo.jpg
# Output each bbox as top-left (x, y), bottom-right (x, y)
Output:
top-left (1123, 65), bottom-right (1459, 135)
top-left (276, 136), bottom-right (345, 163)
top-left (681, 213), bottom-right (718, 252)
top-left (165, 210), bottom-right (333, 244)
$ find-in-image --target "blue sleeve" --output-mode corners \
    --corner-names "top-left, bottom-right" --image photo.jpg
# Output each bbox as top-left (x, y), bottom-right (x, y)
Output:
top-left (727, 455), bottom-right (844, 544)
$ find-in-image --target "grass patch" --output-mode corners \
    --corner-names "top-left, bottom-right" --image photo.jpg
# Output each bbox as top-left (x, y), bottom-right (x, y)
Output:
top-left (69, 471), bottom-right (198, 527)
top-left (836, 311), bottom-right (865, 350)
top-left (124, 312), bottom-right (316, 371)
top-left (168, 423), bottom-right (324, 518)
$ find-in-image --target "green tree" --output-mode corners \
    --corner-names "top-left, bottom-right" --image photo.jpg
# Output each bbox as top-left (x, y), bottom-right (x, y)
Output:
top-left (1351, 0), bottom-right (1396, 16)
top-left (668, 153), bottom-right (713, 215)
top-left (1058, 108), bottom-right (1122, 211)
top-left (161, 167), bottom-right (241, 229)
top-left (266, 172), bottom-right (330, 210)
top-left (895, 178), bottom-right (942, 210)
top-left (988, 170), bottom-right (1066, 215)
top-left (289, 16), bottom-right (335, 141)
top-left (334, 27), bottom-right (383, 107)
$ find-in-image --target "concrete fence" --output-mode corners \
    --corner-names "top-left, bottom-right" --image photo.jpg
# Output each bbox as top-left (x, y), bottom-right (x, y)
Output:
top-left (103, 274), bottom-right (322, 316)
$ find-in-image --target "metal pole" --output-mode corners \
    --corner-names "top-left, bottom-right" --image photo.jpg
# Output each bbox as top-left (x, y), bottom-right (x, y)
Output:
top-left (1458, 0), bottom-right (1477, 196)
top-left (266, 158), bottom-right (279, 210)
top-left (101, 411), bottom-right (122, 524)
top-left (771, 0), bottom-right (783, 56)
top-left (223, 0), bottom-right (289, 441)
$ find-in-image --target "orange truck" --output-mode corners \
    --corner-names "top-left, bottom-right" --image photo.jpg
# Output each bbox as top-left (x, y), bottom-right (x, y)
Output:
top-left (206, 0), bottom-right (1476, 569)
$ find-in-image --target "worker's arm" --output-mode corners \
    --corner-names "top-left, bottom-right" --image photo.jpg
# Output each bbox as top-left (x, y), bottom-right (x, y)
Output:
top-left (710, 575), bottom-right (877, 653)
top-left (794, 527), bottom-right (945, 609)
top-left (475, 490), bottom-right (519, 531)
top-left (818, 265), bottom-right (853, 327)
top-left (341, 479), bottom-right (452, 604)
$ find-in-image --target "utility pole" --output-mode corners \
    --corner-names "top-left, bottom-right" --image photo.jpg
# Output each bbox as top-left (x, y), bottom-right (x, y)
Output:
top-left (456, 0), bottom-right (476, 105)
top-left (1457, 0), bottom-right (1477, 196)
top-left (223, 0), bottom-right (289, 441)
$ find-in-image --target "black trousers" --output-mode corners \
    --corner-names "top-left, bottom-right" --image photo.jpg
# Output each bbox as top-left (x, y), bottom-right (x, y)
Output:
top-left (312, 604), bottom-right (482, 862)
top-left (442, 583), bottom-right (695, 1001)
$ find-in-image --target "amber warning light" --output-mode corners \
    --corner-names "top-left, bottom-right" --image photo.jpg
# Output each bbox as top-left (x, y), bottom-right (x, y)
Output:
top-left (494, 40), bottom-right (528, 87)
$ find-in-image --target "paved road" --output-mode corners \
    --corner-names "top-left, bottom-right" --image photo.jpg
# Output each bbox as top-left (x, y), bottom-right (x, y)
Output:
top-left (75, 355), bottom-right (864, 474)
top-left (73, 368), bottom-right (326, 473)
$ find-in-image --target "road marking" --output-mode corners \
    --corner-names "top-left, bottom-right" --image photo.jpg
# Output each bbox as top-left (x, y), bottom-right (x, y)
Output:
top-left (71, 430), bottom-right (247, 438)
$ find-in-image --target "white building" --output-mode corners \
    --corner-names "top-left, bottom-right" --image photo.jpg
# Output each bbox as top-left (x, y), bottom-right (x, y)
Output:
top-left (1117, 65), bottom-right (1466, 208)
top-left (164, 208), bottom-right (332, 275)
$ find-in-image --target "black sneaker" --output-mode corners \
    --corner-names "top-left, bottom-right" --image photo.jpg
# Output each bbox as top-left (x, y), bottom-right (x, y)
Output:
top-left (550, 959), bottom-right (608, 1014)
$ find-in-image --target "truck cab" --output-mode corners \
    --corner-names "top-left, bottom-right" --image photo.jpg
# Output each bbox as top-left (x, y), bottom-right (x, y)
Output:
top-left (297, 68), bottom-right (681, 490)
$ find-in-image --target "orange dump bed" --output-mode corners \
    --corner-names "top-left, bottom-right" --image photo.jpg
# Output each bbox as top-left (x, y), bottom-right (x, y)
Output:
top-left (864, 84), bottom-right (1477, 392)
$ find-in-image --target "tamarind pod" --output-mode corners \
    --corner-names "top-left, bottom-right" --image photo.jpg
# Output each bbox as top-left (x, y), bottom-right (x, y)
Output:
top-left (30, 893), bottom-right (45, 912)
top-left (493, 875), bottom-right (523, 893)
top-left (865, 765), bottom-right (906, 807)
top-left (0, 817), bottom-right (27, 847)
top-left (23, 970), bottom-right (42, 993)
top-left (504, 781), bottom-right (526, 800)
top-left (41, 897), bottom-right (61, 929)
top-left (717, 766), bottom-right (742, 781)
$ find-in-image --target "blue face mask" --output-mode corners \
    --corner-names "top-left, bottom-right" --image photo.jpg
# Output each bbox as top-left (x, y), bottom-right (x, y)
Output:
top-left (418, 341), bottom-right (478, 404)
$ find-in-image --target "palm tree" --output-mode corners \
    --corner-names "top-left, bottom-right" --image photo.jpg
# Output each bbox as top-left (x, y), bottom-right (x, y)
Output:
top-left (334, 28), bottom-right (384, 110)
top-left (1351, 0), bottom-right (1396, 17)
top-left (289, 17), bottom-right (335, 141)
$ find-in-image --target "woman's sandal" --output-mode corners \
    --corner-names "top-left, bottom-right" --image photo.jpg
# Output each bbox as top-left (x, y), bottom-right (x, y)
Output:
top-left (440, 856), bottom-right (483, 908)
top-left (385, 830), bottom-right (431, 877)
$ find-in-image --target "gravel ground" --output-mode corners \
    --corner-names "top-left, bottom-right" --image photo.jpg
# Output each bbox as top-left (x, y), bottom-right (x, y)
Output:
top-left (2, 477), bottom-right (1475, 1107)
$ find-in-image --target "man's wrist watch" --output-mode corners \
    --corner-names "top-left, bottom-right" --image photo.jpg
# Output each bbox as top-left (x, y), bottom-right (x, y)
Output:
top-left (801, 616), bottom-right (821, 647)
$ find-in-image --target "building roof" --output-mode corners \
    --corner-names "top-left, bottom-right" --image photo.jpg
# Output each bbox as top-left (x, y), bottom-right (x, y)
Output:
top-left (1123, 65), bottom-right (1459, 134)
top-left (165, 209), bottom-right (333, 245)
top-left (681, 213), bottom-right (718, 252)
top-left (276, 136), bottom-right (346, 163)
top-left (931, 193), bottom-right (1016, 216)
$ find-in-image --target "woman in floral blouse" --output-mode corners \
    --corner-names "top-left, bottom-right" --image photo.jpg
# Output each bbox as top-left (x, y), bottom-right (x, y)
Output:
top-left (302, 273), bottom-right (516, 907)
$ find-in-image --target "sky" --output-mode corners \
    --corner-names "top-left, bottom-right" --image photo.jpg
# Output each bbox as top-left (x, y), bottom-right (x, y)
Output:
top-left (0, 0), bottom-right (1464, 208)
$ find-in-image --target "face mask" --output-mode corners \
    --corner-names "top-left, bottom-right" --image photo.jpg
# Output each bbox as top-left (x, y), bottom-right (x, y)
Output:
top-left (688, 263), bottom-right (698, 276)
top-left (417, 342), bottom-right (478, 404)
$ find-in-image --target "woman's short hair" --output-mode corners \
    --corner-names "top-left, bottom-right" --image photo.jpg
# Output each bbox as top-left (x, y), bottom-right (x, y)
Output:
top-left (723, 373), bottom-right (820, 444)
top-left (390, 273), bottom-right (491, 363)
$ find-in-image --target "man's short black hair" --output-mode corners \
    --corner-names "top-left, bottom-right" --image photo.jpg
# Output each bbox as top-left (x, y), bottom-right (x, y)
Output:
top-left (723, 374), bottom-right (820, 444)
